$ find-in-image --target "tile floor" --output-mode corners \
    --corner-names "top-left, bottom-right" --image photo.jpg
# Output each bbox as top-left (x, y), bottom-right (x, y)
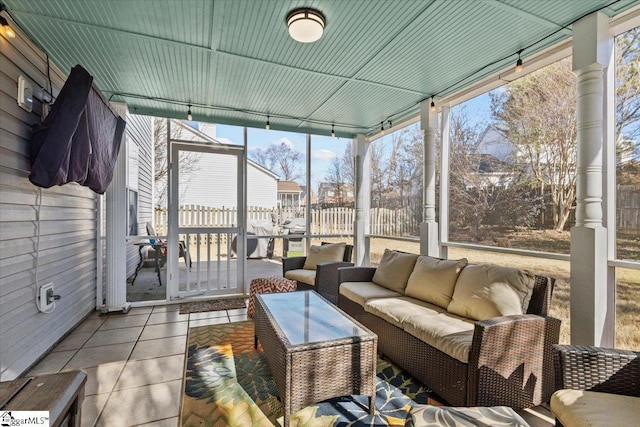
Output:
top-left (27, 303), bottom-right (248, 427)
top-left (26, 303), bottom-right (554, 427)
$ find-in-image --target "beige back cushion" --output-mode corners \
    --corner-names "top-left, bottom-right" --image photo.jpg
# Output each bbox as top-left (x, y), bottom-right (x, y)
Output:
top-left (303, 242), bottom-right (346, 270)
top-left (371, 249), bottom-right (419, 293)
top-left (447, 264), bottom-right (535, 321)
top-left (405, 256), bottom-right (468, 308)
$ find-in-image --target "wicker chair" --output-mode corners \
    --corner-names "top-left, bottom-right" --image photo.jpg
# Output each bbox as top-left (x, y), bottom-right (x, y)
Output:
top-left (551, 345), bottom-right (640, 426)
top-left (282, 243), bottom-right (353, 304)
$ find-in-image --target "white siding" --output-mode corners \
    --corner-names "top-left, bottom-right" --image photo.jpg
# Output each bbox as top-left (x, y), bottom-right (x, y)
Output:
top-left (0, 32), bottom-right (98, 379)
top-left (179, 155), bottom-right (277, 209)
top-left (125, 114), bottom-right (153, 277)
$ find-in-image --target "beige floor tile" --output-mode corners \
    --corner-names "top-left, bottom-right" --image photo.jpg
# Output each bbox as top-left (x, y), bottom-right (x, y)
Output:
top-left (95, 380), bottom-right (182, 426)
top-left (84, 326), bottom-right (144, 347)
top-left (188, 317), bottom-right (229, 328)
top-left (82, 362), bottom-right (126, 396)
top-left (65, 342), bottom-right (135, 370)
top-left (152, 304), bottom-right (181, 313)
top-left (81, 393), bottom-right (109, 427)
top-left (52, 332), bottom-right (93, 352)
top-left (27, 350), bottom-right (77, 375)
top-left (139, 322), bottom-right (188, 341)
top-left (188, 310), bottom-right (228, 320)
top-left (114, 354), bottom-right (184, 390)
top-left (136, 417), bottom-right (178, 427)
top-left (130, 336), bottom-right (187, 360)
top-left (99, 313), bottom-right (150, 330)
top-left (129, 306), bottom-right (154, 315)
top-left (146, 311), bottom-right (189, 325)
top-left (72, 318), bottom-right (106, 334)
top-left (229, 314), bottom-right (249, 322)
top-left (86, 310), bottom-right (104, 318)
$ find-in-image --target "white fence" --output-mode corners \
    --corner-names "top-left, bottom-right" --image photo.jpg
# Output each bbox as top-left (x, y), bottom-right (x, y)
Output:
top-left (154, 205), bottom-right (419, 237)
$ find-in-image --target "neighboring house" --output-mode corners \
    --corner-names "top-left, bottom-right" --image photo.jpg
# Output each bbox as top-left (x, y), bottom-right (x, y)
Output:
top-left (477, 124), bottom-right (514, 162)
top-left (278, 181), bottom-right (303, 210)
top-left (317, 182), bottom-right (354, 207)
top-left (172, 120), bottom-right (278, 209)
top-left (299, 185), bottom-right (317, 207)
top-left (466, 153), bottom-right (514, 189)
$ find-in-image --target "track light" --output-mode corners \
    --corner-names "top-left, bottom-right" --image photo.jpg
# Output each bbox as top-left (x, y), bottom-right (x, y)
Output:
top-left (0, 16), bottom-right (15, 39)
top-left (331, 123), bottom-right (335, 138)
top-left (266, 115), bottom-right (270, 130)
top-left (515, 50), bottom-right (524, 73)
top-left (430, 97), bottom-right (436, 112)
top-left (187, 105), bottom-right (192, 121)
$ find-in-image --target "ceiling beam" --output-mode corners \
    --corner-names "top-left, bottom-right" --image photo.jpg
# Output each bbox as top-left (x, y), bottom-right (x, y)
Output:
top-left (9, 9), bottom-right (212, 52)
top-left (11, 8), bottom-right (428, 98)
top-left (485, 0), bottom-right (572, 36)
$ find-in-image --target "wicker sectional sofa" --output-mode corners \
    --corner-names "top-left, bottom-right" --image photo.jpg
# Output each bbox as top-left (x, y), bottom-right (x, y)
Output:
top-left (337, 249), bottom-right (561, 409)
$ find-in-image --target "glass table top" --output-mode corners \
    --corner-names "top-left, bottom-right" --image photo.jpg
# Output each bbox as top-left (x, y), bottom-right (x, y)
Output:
top-left (258, 291), bottom-right (372, 346)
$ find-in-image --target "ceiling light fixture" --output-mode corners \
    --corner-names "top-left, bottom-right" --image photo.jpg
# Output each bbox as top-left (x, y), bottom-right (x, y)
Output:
top-left (430, 97), bottom-right (436, 112)
top-left (515, 50), bottom-right (524, 73)
top-left (331, 123), bottom-right (336, 138)
top-left (0, 15), bottom-right (16, 39)
top-left (286, 8), bottom-right (326, 43)
top-left (187, 105), bottom-right (192, 121)
top-left (380, 121), bottom-right (385, 135)
top-left (266, 115), bottom-right (271, 130)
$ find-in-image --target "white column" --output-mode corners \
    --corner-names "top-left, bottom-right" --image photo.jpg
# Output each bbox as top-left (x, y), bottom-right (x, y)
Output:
top-left (104, 113), bottom-right (130, 313)
top-left (420, 99), bottom-right (439, 256)
top-left (353, 134), bottom-right (370, 266)
top-left (439, 105), bottom-right (451, 260)
top-left (570, 12), bottom-right (613, 346)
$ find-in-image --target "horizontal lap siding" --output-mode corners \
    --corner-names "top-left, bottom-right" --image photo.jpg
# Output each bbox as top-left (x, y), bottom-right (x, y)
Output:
top-left (0, 33), bottom-right (97, 380)
top-left (125, 114), bottom-right (153, 277)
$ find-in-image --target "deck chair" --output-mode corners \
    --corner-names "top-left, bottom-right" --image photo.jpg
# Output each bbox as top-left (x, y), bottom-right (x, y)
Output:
top-left (146, 222), bottom-right (192, 269)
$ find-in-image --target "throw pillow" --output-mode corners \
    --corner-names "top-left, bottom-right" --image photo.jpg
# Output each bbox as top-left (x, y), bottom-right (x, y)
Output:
top-left (303, 242), bottom-right (346, 270)
top-left (372, 249), bottom-right (419, 293)
top-left (405, 256), bottom-right (468, 308)
top-left (447, 264), bottom-right (536, 321)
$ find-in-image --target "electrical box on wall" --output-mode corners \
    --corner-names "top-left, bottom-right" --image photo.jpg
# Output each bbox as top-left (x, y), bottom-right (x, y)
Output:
top-left (17, 75), bottom-right (33, 112)
top-left (38, 282), bottom-right (55, 312)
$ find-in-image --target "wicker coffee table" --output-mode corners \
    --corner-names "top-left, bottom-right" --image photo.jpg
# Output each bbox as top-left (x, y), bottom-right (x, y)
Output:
top-left (254, 290), bottom-right (377, 426)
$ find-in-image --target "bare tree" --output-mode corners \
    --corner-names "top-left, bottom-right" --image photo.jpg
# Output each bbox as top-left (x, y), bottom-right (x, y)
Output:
top-left (248, 140), bottom-right (303, 182)
top-left (449, 110), bottom-right (540, 241)
top-left (616, 27), bottom-right (640, 142)
top-left (491, 58), bottom-right (577, 231)
top-left (153, 119), bottom-right (201, 207)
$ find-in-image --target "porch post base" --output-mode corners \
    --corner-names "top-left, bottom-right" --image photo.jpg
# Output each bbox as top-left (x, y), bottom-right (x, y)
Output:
top-left (420, 221), bottom-right (439, 257)
top-left (101, 302), bottom-right (131, 314)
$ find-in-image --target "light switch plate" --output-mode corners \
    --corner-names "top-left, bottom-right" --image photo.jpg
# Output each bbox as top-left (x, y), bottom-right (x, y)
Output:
top-left (17, 75), bottom-right (33, 112)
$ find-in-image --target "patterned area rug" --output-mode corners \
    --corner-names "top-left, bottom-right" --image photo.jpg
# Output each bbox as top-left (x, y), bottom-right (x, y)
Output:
top-left (180, 320), bottom-right (432, 427)
top-left (179, 297), bottom-right (246, 314)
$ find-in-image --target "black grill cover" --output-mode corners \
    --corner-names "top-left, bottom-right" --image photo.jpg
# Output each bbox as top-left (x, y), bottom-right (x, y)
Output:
top-left (29, 65), bottom-right (126, 194)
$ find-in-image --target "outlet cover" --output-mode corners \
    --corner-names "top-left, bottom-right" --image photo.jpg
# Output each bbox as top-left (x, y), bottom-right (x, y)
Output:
top-left (39, 282), bottom-right (54, 311)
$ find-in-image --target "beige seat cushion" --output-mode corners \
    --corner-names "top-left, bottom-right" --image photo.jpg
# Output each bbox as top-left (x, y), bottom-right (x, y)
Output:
top-left (447, 264), bottom-right (535, 321)
top-left (364, 297), bottom-right (445, 329)
top-left (372, 249), bottom-right (419, 293)
top-left (284, 269), bottom-right (316, 286)
top-left (303, 242), bottom-right (346, 270)
top-left (403, 313), bottom-right (475, 363)
top-left (405, 256), bottom-right (468, 308)
top-left (551, 389), bottom-right (638, 427)
top-left (339, 282), bottom-right (403, 307)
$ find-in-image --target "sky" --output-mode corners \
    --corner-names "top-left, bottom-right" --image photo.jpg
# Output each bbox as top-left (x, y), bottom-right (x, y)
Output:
top-left (205, 91), bottom-right (496, 191)
top-left (212, 124), bottom-right (351, 191)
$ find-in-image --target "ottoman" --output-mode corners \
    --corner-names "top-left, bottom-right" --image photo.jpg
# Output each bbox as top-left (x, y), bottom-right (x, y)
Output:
top-left (247, 276), bottom-right (296, 317)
